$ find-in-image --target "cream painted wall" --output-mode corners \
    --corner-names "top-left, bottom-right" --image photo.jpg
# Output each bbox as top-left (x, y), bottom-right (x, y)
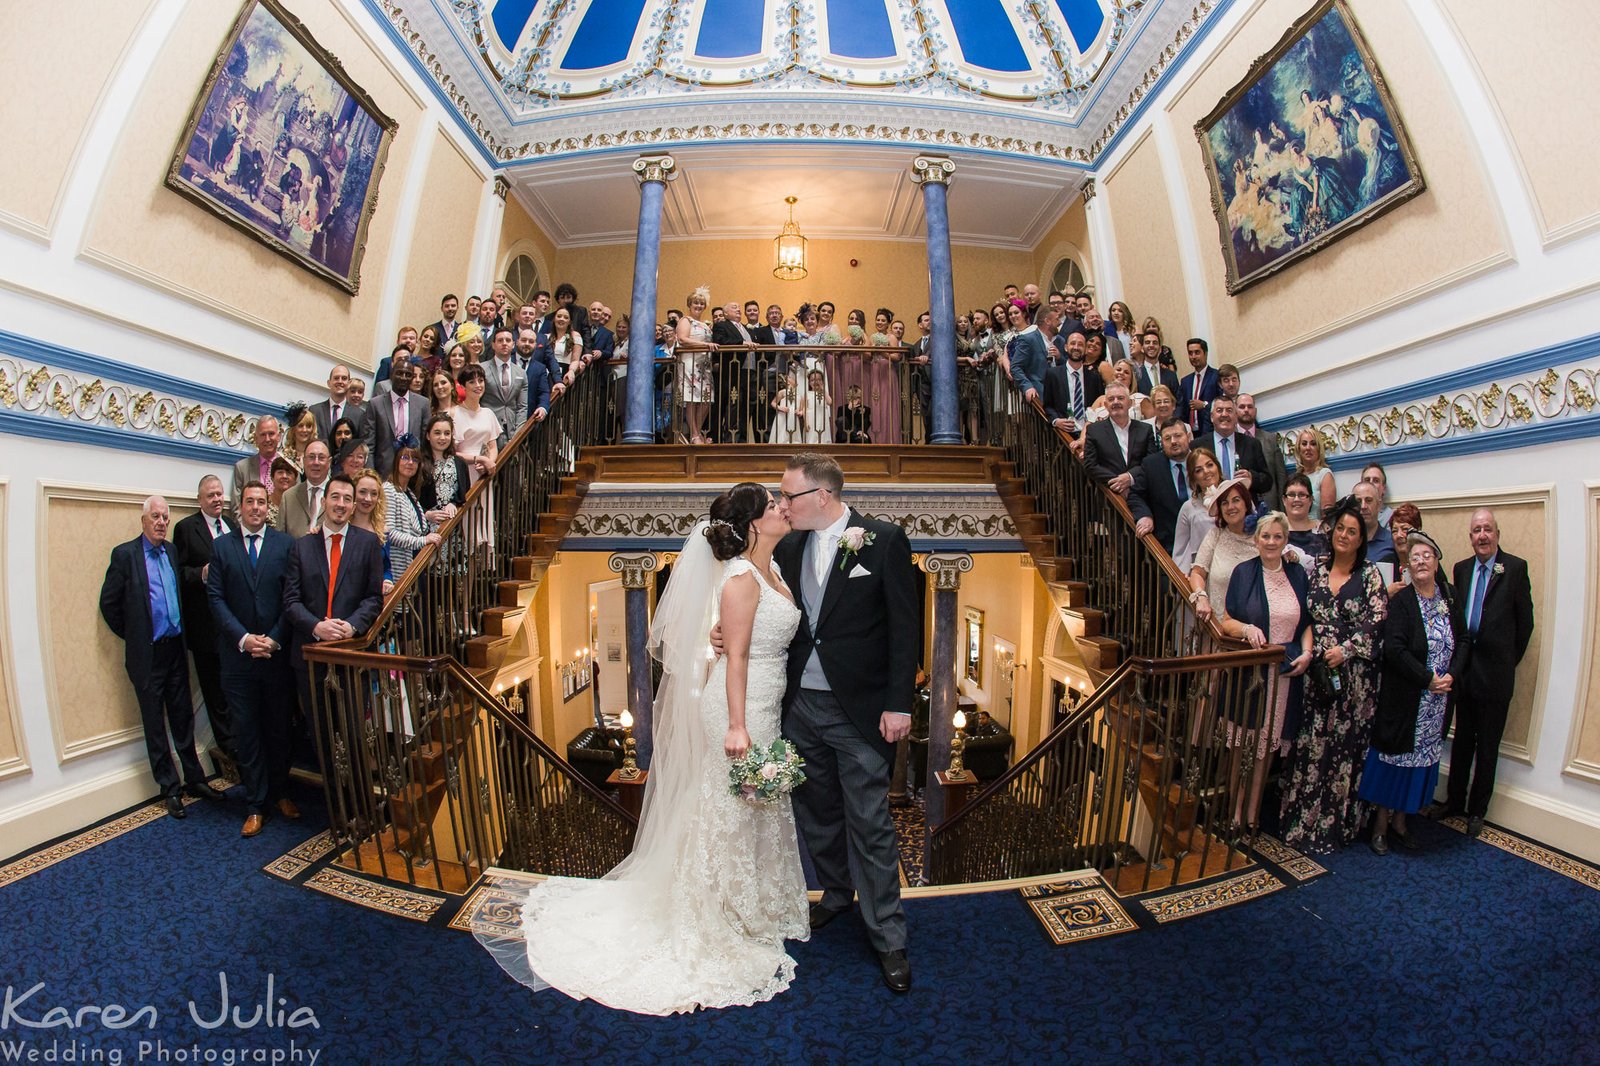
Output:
top-left (553, 238), bottom-right (1035, 327)
top-left (952, 555), bottom-right (1052, 759)
top-left (498, 194), bottom-right (559, 299)
top-left (393, 129), bottom-right (484, 335)
top-left (0, 481), bottom-right (24, 781)
top-left (80, 0), bottom-right (427, 367)
top-left (1031, 198), bottom-right (1092, 294)
top-left (1438, 0), bottom-right (1600, 244)
top-left (0, 0), bottom-right (157, 237)
top-left (533, 551), bottom-right (616, 748)
top-left (1104, 132), bottom-right (1192, 344)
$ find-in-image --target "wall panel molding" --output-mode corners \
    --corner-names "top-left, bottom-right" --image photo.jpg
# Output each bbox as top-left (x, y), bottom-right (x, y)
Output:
top-left (35, 481), bottom-right (192, 765)
top-left (0, 480), bottom-right (30, 781)
top-left (1567, 481), bottom-right (1600, 784)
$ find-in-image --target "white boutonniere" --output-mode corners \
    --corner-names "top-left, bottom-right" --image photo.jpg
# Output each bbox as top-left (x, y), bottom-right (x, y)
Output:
top-left (1493, 563), bottom-right (1504, 576)
top-left (838, 526), bottom-right (876, 571)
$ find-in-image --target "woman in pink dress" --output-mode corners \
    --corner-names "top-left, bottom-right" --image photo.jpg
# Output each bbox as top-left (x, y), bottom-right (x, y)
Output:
top-left (449, 363), bottom-right (502, 552)
top-left (867, 308), bottom-right (903, 444)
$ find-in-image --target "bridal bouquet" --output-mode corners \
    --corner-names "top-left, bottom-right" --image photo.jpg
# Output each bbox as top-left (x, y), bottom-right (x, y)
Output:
top-left (728, 739), bottom-right (806, 805)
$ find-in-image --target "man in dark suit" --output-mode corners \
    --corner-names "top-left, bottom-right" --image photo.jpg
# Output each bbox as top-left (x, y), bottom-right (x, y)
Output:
top-left (1195, 396), bottom-right (1272, 502)
top-left (1042, 331), bottom-right (1103, 435)
top-left (430, 293), bottom-right (463, 355)
top-left (774, 453), bottom-right (916, 992)
top-left (712, 300), bottom-right (758, 442)
top-left (1130, 419), bottom-right (1193, 554)
top-left (1445, 509), bottom-right (1535, 836)
top-left (172, 474), bottom-right (235, 775)
top-left (1237, 393), bottom-right (1288, 511)
top-left (99, 496), bottom-right (208, 819)
top-left (588, 301), bottom-right (616, 359)
top-left (553, 283), bottom-right (591, 340)
top-left (1179, 337), bottom-right (1221, 435)
top-left (283, 475), bottom-right (386, 779)
top-left (310, 365), bottom-right (374, 450)
top-left (370, 354), bottom-right (429, 473)
top-left (1082, 384), bottom-right (1156, 496)
top-left (207, 481), bottom-right (298, 837)
top-left (1131, 330), bottom-right (1181, 398)
top-left (1008, 306), bottom-right (1061, 406)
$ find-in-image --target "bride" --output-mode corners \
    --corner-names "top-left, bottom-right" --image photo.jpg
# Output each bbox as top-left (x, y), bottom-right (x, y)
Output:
top-left (479, 483), bottom-right (809, 1014)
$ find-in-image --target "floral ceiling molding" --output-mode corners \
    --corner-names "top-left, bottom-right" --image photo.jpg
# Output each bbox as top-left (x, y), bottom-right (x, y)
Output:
top-left (372, 0), bottom-right (1223, 163)
top-left (1282, 359), bottom-right (1600, 464)
top-left (0, 353), bottom-right (260, 453)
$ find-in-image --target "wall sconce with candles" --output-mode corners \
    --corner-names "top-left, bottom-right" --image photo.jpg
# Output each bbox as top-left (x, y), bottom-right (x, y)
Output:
top-left (772, 196), bottom-right (808, 281)
top-left (497, 676), bottom-right (526, 721)
top-left (560, 647), bottom-right (593, 700)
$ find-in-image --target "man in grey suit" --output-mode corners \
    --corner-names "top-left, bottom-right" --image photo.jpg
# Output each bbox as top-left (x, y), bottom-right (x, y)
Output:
top-left (275, 440), bottom-right (331, 538)
top-left (231, 416), bottom-right (282, 514)
top-left (482, 328), bottom-right (528, 445)
top-left (1237, 394), bottom-right (1288, 511)
top-left (310, 365), bottom-right (374, 449)
top-left (369, 355), bottom-right (428, 474)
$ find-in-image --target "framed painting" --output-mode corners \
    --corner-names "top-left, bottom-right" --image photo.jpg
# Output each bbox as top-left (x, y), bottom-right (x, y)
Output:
top-left (1195, 0), bottom-right (1423, 294)
top-left (166, 0), bottom-right (397, 294)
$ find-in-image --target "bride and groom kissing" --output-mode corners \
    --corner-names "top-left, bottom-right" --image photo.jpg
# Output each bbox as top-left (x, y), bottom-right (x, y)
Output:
top-left (478, 452), bottom-right (918, 1014)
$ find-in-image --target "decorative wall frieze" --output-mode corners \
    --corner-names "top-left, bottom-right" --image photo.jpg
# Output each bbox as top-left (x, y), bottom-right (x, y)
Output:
top-left (1277, 358), bottom-right (1600, 467)
top-left (568, 486), bottom-right (1020, 551)
top-left (0, 352), bottom-right (259, 454)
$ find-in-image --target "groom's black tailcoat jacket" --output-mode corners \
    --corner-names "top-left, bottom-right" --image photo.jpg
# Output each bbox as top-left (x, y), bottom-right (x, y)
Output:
top-left (776, 510), bottom-right (919, 760)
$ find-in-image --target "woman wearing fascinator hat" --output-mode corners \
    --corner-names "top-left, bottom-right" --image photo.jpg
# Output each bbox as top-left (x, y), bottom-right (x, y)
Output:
top-left (478, 483), bottom-right (810, 1014)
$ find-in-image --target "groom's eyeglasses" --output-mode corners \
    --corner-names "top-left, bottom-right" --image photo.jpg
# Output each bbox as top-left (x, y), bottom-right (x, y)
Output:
top-left (776, 487), bottom-right (824, 503)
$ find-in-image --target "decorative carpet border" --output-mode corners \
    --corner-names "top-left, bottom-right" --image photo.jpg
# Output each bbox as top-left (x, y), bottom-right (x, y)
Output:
top-left (303, 867), bottom-right (449, 923)
top-left (1249, 834), bottom-right (1329, 884)
top-left (1441, 817), bottom-right (1600, 892)
top-left (0, 793), bottom-right (205, 890)
top-left (1137, 868), bottom-right (1286, 924)
top-left (1026, 885), bottom-right (1140, 945)
top-left (449, 870), bottom-right (546, 938)
top-left (263, 829), bottom-right (341, 883)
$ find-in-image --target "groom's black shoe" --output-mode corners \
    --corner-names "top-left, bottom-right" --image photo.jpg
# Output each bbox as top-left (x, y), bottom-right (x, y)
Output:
top-left (809, 902), bottom-right (848, 930)
top-left (878, 949), bottom-right (910, 993)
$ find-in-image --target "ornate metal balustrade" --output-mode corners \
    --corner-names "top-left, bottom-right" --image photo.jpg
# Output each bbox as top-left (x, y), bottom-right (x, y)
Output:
top-left (307, 648), bottom-right (635, 889)
top-left (928, 647), bottom-right (1285, 891)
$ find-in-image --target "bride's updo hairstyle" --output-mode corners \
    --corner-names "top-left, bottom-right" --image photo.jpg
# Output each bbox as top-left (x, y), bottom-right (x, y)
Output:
top-left (705, 482), bottom-right (770, 561)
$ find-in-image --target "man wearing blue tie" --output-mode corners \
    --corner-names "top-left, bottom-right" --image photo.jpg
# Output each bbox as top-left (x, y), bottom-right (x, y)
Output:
top-left (1444, 509), bottom-right (1534, 837)
top-left (208, 481), bottom-right (298, 838)
top-left (99, 496), bottom-right (208, 819)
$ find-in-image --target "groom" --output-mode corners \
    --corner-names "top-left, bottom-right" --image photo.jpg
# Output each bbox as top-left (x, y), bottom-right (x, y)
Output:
top-left (775, 452), bottom-right (917, 993)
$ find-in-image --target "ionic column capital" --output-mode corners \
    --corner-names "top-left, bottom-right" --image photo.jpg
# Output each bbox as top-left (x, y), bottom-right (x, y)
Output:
top-left (632, 154), bottom-right (678, 185)
top-left (911, 156), bottom-right (956, 187)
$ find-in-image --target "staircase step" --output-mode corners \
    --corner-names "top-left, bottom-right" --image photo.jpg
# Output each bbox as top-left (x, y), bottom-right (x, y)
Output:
top-left (1060, 580), bottom-right (1089, 607)
top-left (497, 580), bottom-right (538, 609)
top-left (481, 605), bottom-right (526, 637)
top-left (1078, 635), bottom-right (1123, 670)
top-left (465, 633), bottom-right (512, 669)
top-left (1061, 606), bottom-right (1104, 640)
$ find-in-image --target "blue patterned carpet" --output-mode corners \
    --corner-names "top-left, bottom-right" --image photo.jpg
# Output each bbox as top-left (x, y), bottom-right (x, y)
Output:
top-left (1, 788), bottom-right (1597, 1065)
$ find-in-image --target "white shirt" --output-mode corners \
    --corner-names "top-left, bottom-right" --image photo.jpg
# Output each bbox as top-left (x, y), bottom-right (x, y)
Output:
top-left (808, 509), bottom-right (852, 586)
top-left (322, 521), bottom-right (349, 571)
top-left (204, 513), bottom-right (230, 539)
top-left (306, 477), bottom-right (329, 526)
top-left (1110, 418), bottom-right (1131, 463)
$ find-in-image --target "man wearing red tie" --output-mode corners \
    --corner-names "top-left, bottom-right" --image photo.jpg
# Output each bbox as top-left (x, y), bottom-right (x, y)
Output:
top-left (1179, 337), bottom-right (1221, 435)
top-left (283, 475), bottom-right (385, 778)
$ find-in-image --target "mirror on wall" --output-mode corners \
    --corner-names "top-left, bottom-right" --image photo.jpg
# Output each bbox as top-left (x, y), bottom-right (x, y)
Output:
top-left (964, 607), bottom-right (984, 688)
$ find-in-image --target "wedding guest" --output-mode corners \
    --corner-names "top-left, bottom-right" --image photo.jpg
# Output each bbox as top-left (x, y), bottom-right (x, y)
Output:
top-left (1173, 447), bottom-right (1223, 573)
top-left (384, 437), bottom-right (442, 578)
top-left (1282, 473), bottom-right (1328, 571)
top-left (418, 413), bottom-right (469, 523)
top-left (1190, 478), bottom-right (1258, 625)
top-left (1280, 497), bottom-right (1388, 853)
top-left (349, 470), bottom-right (393, 596)
top-left (1218, 511), bottom-right (1314, 825)
top-left (265, 455), bottom-right (299, 530)
top-left (1363, 531), bottom-right (1463, 854)
top-left (450, 364), bottom-right (501, 486)
top-left (1293, 428), bottom-right (1336, 518)
top-left (1384, 503), bottom-right (1423, 596)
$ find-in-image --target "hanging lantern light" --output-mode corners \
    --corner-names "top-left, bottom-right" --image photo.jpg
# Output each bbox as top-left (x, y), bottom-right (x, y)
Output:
top-left (772, 196), bottom-right (808, 281)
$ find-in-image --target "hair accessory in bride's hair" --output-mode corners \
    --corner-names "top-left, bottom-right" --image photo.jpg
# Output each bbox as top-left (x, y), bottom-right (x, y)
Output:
top-left (707, 518), bottom-right (744, 545)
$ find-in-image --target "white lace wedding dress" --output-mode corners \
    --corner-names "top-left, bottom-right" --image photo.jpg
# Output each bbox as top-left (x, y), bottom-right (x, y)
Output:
top-left (482, 555), bottom-right (809, 1015)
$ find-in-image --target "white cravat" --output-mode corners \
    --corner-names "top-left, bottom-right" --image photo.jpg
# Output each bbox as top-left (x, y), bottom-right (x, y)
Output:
top-left (811, 511), bottom-right (850, 586)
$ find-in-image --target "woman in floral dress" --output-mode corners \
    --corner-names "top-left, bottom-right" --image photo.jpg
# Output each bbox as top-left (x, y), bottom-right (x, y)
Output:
top-left (1280, 496), bottom-right (1388, 852)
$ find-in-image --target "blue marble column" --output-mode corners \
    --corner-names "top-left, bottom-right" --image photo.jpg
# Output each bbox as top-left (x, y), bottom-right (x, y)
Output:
top-left (919, 552), bottom-right (973, 849)
top-left (609, 551), bottom-right (661, 765)
top-left (624, 155), bottom-right (676, 444)
top-left (912, 156), bottom-right (961, 445)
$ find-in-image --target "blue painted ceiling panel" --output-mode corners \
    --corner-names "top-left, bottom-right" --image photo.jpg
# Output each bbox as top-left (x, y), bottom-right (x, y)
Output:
top-left (563, 0), bottom-right (652, 69)
top-left (1054, 0), bottom-right (1106, 53)
top-left (825, 0), bottom-right (896, 60)
top-left (695, 0), bottom-right (767, 59)
top-left (491, 0), bottom-right (541, 52)
top-left (943, 0), bottom-right (1030, 72)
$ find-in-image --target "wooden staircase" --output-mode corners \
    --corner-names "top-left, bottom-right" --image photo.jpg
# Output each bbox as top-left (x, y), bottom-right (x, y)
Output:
top-left (462, 461), bottom-right (596, 684)
top-left (987, 455), bottom-right (1124, 675)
